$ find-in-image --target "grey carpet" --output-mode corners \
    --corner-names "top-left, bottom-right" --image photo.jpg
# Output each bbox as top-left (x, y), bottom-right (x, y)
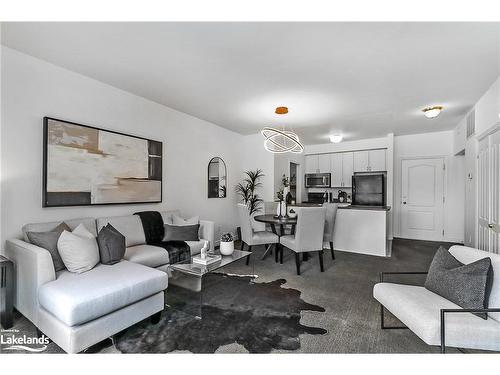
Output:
top-left (1, 238), bottom-right (488, 354)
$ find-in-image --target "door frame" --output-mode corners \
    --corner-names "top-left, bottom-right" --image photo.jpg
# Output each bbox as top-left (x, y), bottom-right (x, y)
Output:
top-left (397, 155), bottom-right (448, 241)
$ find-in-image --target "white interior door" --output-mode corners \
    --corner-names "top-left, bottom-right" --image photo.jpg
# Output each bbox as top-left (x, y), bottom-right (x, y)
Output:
top-left (478, 130), bottom-right (500, 254)
top-left (400, 158), bottom-right (445, 241)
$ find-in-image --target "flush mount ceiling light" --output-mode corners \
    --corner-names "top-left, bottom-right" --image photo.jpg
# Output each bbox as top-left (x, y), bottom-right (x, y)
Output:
top-left (422, 106), bottom-right (443, 119)
top-left (329, 134), bottom-right (343, 143)
top-left (261, 107), bottom-right (304, 154)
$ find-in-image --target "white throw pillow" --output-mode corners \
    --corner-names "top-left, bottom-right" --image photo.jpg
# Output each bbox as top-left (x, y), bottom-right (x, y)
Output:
top-left (172, 215), bottom-right (199, 226)
top-left (57, 224), bottom-right (100, 274)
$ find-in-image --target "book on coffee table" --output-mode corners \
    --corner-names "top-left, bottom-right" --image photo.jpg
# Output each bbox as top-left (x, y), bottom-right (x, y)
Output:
top-left (192, 254), bottom-right (222, 266)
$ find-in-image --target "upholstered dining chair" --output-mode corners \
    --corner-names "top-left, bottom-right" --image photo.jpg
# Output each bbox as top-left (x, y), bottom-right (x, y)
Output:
top-left (280, 207), bottom-right (326, 275)
top-left (323, 203), bottom-right (338, 260)
top-left (237, 204), bottom-right (279, 265)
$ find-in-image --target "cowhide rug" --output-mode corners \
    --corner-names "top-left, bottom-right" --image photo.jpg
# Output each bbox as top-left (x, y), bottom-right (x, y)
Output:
top-left (114, 274), bottom-right (327, 353)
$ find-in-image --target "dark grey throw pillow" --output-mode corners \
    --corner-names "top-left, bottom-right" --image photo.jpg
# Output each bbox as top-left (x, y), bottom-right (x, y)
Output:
top-left (97, 224), bottom-right (126, 265)
top-left (425, 247), bottom-right (492, 319)
top-left (26, 222), bottom-right (71, 272)
top-left (164, 224), bottom-right (200, 242)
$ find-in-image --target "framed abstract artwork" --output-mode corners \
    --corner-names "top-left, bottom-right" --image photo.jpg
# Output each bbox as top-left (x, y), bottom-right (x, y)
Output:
top-left (43, 117), bottom-right (162, 207)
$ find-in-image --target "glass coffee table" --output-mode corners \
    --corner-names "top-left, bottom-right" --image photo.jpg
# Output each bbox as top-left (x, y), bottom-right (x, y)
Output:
top-left (167, 249), bottom-right (253, 319)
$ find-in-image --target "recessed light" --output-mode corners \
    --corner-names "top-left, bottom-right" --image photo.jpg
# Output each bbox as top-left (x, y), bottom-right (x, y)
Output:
top-left (329, 135), bottom-right (343, 143)
top-left (422, 106), bottom-right (443, 119)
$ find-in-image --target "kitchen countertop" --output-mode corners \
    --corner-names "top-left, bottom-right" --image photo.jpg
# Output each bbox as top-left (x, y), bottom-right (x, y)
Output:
top-left (337, 205), bottom-right (391, 211)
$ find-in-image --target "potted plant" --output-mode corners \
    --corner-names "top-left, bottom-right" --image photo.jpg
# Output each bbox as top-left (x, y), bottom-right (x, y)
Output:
top-left (220, 232), bottom-right (235, 255)
top-left (235, 169), bottom-right (265, 241)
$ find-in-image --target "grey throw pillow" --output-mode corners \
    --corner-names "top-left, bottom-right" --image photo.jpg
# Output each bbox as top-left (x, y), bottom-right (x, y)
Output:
top-left (26, 222), bottom-right (71, 272)
top-left (164, 224), bottom-right (200, 242)
top-left (425, 247), bottom-right (492, 319)
top-left (97, 224), bottom-right (126, 265)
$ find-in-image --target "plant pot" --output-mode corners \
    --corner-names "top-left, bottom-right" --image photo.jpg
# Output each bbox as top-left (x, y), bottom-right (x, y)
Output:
top-left (220, 240), bottom-right (235, 256)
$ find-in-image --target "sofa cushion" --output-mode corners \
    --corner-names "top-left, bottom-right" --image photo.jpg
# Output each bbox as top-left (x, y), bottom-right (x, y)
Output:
top-left (425, 247), bottom-right (492, 319)
top-left (26, 222), bottom-right (70, 272)
top-left (23, 217), bottom-right (97, 242)
top-left (97, 224), bottom-right (126, 265)
top-left (57, 225), bottom-right (100, 274)
top-left (96, 215), bottom-right (145, 247)
top-left (373, 283), bottom-right (500, 351)
top-left (38, 260), bottom-right (168, 327)
top-left (124, 244), bottom-right (170, 268)
top-left (164, 224), bottom-right (200, 242)
top-left (449, 245), bottom-right (500, 322)
top-left (160, 210), bottom-right (181, 225)
top-left (173, 215), bottom-right (199, 226)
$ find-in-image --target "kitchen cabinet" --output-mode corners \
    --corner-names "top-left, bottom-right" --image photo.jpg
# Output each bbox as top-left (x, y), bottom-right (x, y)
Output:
top-left (318, 154), bottom-right (331, 173)
top-left (330, 152), bottom-right (353, 187)
top-left (353, 151), bottom-right (369, 172)
top-left (342, 152), bottom-right (354, 187)
top-left (353, 149), bottom-right (386, 172)
top-left (305, 155), bottom-right (319, 173)
top-left (369, 149), bottom-right (386, 171)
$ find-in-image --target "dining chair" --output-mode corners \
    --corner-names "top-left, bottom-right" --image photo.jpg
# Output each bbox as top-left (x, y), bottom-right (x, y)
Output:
top-left (323, 203), bottom-right (338, 260)
top-left (237, 204), bottom-right (279, 265)
top-left (279, 207), bottom-right (326, 275)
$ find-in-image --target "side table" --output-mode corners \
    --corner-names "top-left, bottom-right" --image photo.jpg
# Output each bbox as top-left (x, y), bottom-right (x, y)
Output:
top-left (0, 255), bottom-right (14, 329)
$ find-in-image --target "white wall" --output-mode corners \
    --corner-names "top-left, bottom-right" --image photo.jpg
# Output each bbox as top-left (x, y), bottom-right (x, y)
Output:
top-left (240, 133), bottom-right (275, 202)
top-left (475, 76), bottom-right (500, 137)
top-left (0, 47), bottom-right (251, 244)
top-left (393, 131), bottom-right (465, 243)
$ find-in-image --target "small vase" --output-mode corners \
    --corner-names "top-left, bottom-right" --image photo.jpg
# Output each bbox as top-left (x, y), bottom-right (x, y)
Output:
top-left (220, 240), bottom-right (235, 256)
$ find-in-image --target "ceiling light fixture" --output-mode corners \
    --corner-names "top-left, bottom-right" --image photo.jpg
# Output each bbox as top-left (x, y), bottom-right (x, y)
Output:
top-left (422, 106), bottom-right (443, 119)
top-left (262, 107), bottom-right (304, 154)
top-left (329, 134), bottom-right (343, 143)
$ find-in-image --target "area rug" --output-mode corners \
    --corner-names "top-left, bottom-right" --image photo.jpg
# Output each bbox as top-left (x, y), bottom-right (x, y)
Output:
top-left (114, 274), bottom-right (327, 353)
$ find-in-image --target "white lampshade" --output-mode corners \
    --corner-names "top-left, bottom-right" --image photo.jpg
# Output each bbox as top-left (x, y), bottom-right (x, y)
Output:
top-left (422, 106), bottom-right (443, 119)
top-left (329, 134), bottom-right (343, 143)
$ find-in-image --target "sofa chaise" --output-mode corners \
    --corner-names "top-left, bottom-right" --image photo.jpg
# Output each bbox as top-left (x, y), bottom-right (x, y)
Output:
top-left (5, 210), bottom-right (215, 353)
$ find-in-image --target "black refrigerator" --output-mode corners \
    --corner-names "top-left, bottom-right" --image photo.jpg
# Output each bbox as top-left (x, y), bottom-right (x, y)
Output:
top-left (352, 172), bottom-right (386, 206)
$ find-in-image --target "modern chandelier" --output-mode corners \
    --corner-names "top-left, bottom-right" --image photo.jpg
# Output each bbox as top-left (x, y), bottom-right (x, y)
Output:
top-left (261, 106), bottom-right (304, 154)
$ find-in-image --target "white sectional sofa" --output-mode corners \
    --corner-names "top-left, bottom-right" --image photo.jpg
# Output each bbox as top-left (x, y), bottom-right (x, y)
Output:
top-left (373, 245), bottom-right (500, 353)
top-left (5, 210), bottom-right (215, 353)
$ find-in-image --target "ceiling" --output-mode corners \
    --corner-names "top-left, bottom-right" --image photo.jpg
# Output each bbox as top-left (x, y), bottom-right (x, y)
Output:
top-left (2, 22), bottom-right (499, 144)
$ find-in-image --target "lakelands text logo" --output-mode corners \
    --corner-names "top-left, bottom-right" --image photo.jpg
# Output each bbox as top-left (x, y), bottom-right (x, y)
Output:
top-left (1, 331), bottom-right (49, 352)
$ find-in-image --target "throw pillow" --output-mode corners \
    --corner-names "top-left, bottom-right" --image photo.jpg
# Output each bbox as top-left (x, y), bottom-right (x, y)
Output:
top-left (172, 215), bottom-right (199, 226)
top-left (164, 223), bottom-right (200, 242)
top-left (425, 247), bottom-right (492, 319)
top-left (26, 222), bottom-right (71, 272)
top-left (57, 224), bottom-right (100, 273)
top-left (97, 224), bottom-right (126, 265)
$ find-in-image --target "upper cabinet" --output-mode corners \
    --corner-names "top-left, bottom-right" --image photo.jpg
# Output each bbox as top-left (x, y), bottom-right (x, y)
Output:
top-left (342, 152), bottom-right (354, 187)
top-left (305, 155), bottom-right (319, 173)
top-left (318, 154), bottom-right (331, 173)
top-left (330, 153), bottom-right (343, 187)
top-left (353, 149), bottom-right (386, 172)
top-left (330, 152), bottom-right (353, 187)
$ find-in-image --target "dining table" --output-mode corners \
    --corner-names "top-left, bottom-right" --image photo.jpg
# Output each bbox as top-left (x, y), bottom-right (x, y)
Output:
top-left (253, 214), bottom-right (297, 263)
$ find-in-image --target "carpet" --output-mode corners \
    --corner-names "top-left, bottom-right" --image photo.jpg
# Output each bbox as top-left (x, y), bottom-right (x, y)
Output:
top-left (114, 274), bottom-right (327, 353)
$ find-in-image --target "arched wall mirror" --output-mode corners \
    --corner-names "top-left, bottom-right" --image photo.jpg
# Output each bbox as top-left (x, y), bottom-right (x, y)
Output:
top-left (208, 157), bottom-right (227, 198)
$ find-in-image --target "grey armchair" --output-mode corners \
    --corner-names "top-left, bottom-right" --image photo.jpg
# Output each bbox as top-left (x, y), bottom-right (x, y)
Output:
top-left (280, 207), bottom-right (326, 275)
top-left (237, 204), bottom-right (279, 265)
top-left (323, 203), bottom-right (338, 260)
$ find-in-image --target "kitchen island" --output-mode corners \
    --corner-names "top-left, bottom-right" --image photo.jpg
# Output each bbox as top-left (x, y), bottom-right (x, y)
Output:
top-left (333, 205), bottom-right (391, 257)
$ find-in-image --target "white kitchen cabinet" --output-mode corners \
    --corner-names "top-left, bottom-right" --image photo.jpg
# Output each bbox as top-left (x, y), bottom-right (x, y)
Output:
top-left (353, 149), bottom-right (386, 172)
top-left (305, 155), bottom-right (319, 173)
top-left (369, 149), bottom-right (386, 171)
top-left (318, 154), bottom-right (331, 173)
top-left (342, 152), bottom-right (354, 187)
top-left (353, 151), bottom-right (369, 172)
top-left (330, 153), bottom-right (343, 187)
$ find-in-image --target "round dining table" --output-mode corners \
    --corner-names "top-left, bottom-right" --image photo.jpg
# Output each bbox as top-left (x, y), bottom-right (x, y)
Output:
top-left (253, 214), bottom-right (298, 263)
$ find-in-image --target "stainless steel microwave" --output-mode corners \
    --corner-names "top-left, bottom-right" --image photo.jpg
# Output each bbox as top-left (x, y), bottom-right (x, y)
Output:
top-left (305, 173), bottom-right (331, 188)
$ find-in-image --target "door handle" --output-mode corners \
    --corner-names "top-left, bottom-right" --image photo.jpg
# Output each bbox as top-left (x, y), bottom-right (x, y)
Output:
top-left (488, 223), bottom-right (494, 229)
top-left (403, 201), bottom-right (407, 204)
